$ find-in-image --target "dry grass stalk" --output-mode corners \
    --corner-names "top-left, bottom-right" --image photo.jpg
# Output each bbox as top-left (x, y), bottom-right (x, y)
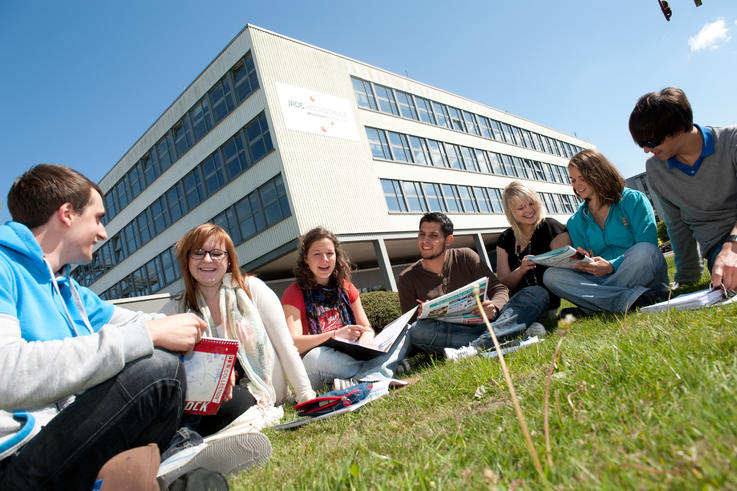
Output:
top-left (472, 286), bottom-right (545, 480)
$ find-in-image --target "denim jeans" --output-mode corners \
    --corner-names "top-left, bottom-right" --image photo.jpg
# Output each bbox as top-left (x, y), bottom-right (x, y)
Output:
top-left (542, 242), bottom-right (669, 313)
top-left (0, 349), bottom-right (185, 490)
top-left (409, 285), bottom-right (550, 354)
top-left (706, 233), bottom-right (729, 273)
top-left (302, 326), bottom-right (410, 389)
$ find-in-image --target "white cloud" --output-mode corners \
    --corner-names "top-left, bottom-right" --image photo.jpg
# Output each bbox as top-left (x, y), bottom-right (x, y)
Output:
top-left (689, 19), bottom-right (731, 52)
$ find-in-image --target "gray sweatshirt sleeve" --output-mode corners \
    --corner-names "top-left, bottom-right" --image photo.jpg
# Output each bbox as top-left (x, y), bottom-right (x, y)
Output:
top-left (0, 307), bottom-right (154, 411)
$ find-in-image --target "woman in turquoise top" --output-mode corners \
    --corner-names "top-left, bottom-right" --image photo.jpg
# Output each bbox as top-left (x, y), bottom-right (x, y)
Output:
top-left (543, 149), bottom-right (669, 313)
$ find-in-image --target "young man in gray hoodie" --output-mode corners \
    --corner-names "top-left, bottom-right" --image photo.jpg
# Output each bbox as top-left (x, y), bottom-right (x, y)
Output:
top-left (0, 164), bottom-right (269, 489)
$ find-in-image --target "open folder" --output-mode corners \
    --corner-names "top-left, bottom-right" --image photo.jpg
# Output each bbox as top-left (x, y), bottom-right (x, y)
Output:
top-left (321, 306), bottom-right (417, 360)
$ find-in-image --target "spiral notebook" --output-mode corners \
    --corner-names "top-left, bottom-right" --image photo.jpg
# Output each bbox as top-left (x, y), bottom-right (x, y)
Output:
top-left (181, 337), bottom-right (239, 415)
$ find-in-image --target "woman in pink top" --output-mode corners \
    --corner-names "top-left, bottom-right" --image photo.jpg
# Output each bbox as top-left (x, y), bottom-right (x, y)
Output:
top-left (281, 227), bottom-right (409, 390)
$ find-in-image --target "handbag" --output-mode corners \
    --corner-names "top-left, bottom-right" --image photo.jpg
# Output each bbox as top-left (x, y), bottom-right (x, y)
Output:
top-left (295, 382), bottom-right (374, 417)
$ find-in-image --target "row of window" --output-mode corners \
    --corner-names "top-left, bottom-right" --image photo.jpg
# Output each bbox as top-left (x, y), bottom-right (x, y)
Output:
top-left (381, 178), bottom-right (579, 215)
top-left (103, 52), bottom-right (260, 224)
top-left (98, 174), bottom-right (291, 301)
top-left (367, 127), bottom-right (571, 185)
top-left (73, 112), bottom-right (274, 287)
top-left (352, 76), bottom-right (583, 160)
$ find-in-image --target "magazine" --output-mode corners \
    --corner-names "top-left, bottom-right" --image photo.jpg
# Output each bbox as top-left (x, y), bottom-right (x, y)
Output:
top-left (322, 307), bottom-right (417, 360)
top-left (641, 287), bottom-right (736, 313)
top-left (528, 246), bottom-right (593, 269)
top-left (417, 277), bottom-right (488, 325)
top-left (181, 337), bottom-right (239, 415)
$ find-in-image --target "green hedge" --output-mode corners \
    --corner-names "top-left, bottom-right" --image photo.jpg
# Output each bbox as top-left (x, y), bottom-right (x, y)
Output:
top-left (360, 290), bottom-right (401, 332)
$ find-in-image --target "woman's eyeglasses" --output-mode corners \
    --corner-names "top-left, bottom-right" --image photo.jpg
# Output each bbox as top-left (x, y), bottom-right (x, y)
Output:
top-left (190, 248), bottom-right (228, 260)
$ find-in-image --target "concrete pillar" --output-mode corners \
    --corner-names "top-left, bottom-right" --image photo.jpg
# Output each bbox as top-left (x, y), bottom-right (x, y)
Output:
top-left (474, 232), bottom-right (492, 272)
top-left (373, 238), bottom-right (397, 292)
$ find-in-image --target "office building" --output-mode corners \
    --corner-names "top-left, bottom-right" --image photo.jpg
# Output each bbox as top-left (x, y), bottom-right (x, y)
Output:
top-left (71, 25), bottom-right (591, 299)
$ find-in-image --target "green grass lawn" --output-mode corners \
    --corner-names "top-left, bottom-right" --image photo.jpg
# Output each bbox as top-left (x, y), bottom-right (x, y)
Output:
top-left (231, 257), bottom-right (737, 489)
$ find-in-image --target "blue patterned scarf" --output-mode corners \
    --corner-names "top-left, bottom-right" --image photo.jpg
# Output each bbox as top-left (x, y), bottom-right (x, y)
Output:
top-left (302, 280), bottom-right (356, 335)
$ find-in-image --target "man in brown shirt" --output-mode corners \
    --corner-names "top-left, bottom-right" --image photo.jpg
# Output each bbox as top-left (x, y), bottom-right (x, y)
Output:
top-left (398, 213), bottom-right (550, 360)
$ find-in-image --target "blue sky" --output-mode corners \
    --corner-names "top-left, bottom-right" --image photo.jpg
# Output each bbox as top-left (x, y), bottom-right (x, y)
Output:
top-left (1, 0), bottom-right (736, 224)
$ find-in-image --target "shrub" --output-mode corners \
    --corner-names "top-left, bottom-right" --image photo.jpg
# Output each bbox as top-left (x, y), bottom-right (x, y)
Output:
top-left (657, 220), bottom-right (669, 244)
top-left (360, 290), bottom-right (401, 332)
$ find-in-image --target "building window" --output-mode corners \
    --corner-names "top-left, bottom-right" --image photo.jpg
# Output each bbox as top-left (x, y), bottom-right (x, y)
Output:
top-left (447, 106), bottom-right (465, 132)
top-left (366, 127), bottom-right (391, 160)
top-left (351, 77), bottom-right (378, 111)
top-left (462, 111), bottom-right (480, 136)
top-left (401, 181), bottom-right (428, 212)
top-left (432, 101), bottom-right (451, 128)
top-left (442, 184), bottom-right (462, 212)
top-left (388, 132), bottom-right (412, 162)
top-left (381, 179), bottom-right (407, 212)
top-left (460, 146), bottom-right (479, 172)
top-left (427, 140), bottom-right (449, 168)
top-left (423, 182), bottom-right (446, 212)
top-left (395, 90), bottom-right (418, 120)
top-left (415, 96), bottom-right (436, 125)
top-left (374, 84), bottom-right (399, 116)
top-left (445, 144), bottom-right (464, 170)
top-left (409, 136), bottom-right (431, 165)
top-left (458, 186), bottom-right (479, 213)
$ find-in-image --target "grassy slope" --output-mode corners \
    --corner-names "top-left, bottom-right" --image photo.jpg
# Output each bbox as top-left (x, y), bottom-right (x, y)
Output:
top-left (232, 258), bottom-right (737, 489)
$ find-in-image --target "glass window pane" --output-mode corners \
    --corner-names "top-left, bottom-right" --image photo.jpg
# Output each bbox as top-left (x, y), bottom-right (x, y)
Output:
top-left (374, 85), bottom-right (399, 115)
top-left (366, 127), bottom-right (391, 159)
top-left (462, 111), bottom-right (480, 136)
top-left (460, 146), bottom-right (479, 172)
top-left (447, 107), bottom-right (465, 131)
top-left (415, 96), bottom-right (436, 125)
top-left (408, 136), bottom-right (429, 165)
top-left (432, 101), bottom-right (451, 128)
top-left (427, 140), bottom-right (449, 168)
top-left (351, 77), bottom-right (378, 110)
top-left (388, 132), bottom-right (412, 162)
top-left (395, 91), bottom-right (418, 120)
top-left (422, 182), bottom-right (446, 212)
top-left (441, 184), bottom-right (462, 212)
top-left (381, 179), bottom-right (406, 212)
top-left (401, 181), bottom-right (427, 212)
top-left (458, 186), bottom-right (479, 212)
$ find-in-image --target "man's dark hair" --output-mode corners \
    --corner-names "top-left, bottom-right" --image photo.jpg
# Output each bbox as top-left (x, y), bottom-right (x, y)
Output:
top-left (629, 87), bottom-right (694, 148)
top-left (7, 164), bottom-right (103, 228)
top-left (419, 212), bottom-right (453, 237)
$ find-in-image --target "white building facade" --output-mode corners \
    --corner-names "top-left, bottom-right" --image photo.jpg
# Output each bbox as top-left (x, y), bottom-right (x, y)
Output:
top-left (71, 25), bottom-right (591, 299)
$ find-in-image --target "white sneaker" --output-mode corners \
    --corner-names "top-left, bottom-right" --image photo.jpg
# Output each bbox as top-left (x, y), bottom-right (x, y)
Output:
top-left (332, 378), bottom-right (359, 391)
top-left (524, 322), bottom-right (547, 339)
top-left (157, 432), bottom-right (271, 488)
top-left (444, 345), bottom-right (479, 362)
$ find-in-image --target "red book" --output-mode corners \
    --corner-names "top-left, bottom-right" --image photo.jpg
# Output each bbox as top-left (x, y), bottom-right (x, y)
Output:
top-left (181, 337), bottom-right (239, 415)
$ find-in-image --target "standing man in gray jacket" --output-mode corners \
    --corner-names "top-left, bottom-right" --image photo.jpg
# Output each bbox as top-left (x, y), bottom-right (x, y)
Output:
top-left (629, 87), bottom-right (737, 291)
top-left (0, 164), bottom-right (267, 489)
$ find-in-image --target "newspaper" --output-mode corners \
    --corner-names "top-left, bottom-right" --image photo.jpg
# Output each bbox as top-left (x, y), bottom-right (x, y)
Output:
top-left (528, 245), bottom-right (593, 269)
top-left (417, 277), bottom-right (488, 325)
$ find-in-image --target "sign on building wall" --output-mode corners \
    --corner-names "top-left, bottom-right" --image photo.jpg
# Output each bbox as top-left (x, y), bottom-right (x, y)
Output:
top-left (275, 82), bottom-right (359, 141)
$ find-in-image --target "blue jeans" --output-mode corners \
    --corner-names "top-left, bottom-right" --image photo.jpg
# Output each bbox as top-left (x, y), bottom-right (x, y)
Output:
top-left (0, 349), bottom-right (185, 490)
top-left (409, 285), bottom-right (550, 354)
top-left (543, 242), bottom-right (668, 313)
top-left (706, 234), bottom-right (729, 273)
top-left (302, 326), bottom-right (410, 389)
